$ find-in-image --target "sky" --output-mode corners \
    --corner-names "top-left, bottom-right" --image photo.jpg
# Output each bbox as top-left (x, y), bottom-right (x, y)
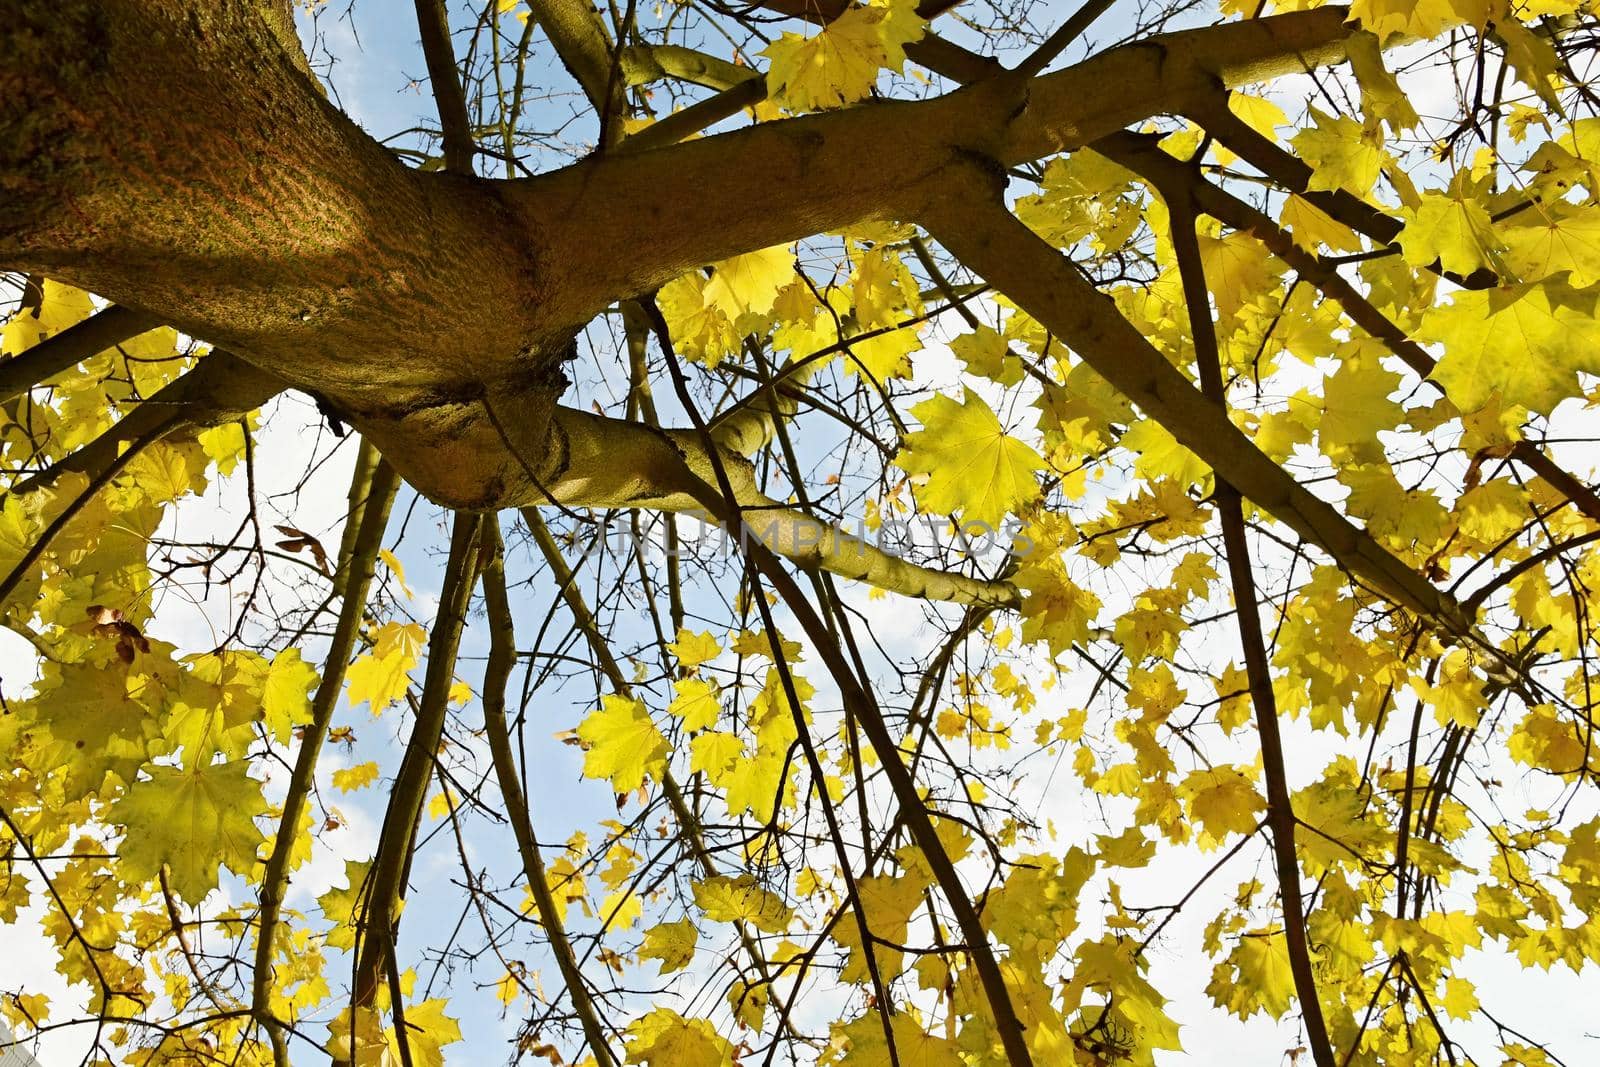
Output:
top-left (4, 1), bottom-right (1599, 1065)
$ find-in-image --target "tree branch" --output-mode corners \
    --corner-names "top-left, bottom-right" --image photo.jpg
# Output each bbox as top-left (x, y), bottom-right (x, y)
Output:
top-left (1185, 97), bottom-right (1500, 290)
top-left (1170, 189), bottom-right (1335, 1067)
top-left (530, 410), bottom-right (1019, 606)
top-left (10, 351), bottom-right (284, 497)
top-left (480, 531), bottom-right (617, 1067)
top-left (646, 306), bottom-right (1037, 1066)
top-left (1094, 131), bottom-right (1436, 379)
top-left (526, 0), bottom-right (627, 130)
top-left (0, 304), bottom-right (159, 403)
top-left (513, 8), bottom-right (1358, 325)
top-left (520, 507), bottom-right (808, 1034)
top-left (351, 512), bottom-right (483, 1012)
top-left (919, 172), bottom-right (1472, 636)
top-left (413, 0), bottom-right (475, 173)
top-left (253, 455), bottom-right (399, 1055)
top-left (620, 44), bottom-right (755, 91)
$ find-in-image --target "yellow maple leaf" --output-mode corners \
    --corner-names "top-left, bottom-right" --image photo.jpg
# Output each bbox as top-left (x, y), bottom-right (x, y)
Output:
top-left (666, 627), bottom-right (720, 669)
top-left (950, 324), bottom-right (1025, 386)
top-left (377, 548), bottom-right (413, 598)
top-left (110, 759), bottom-right (267, 905)
top-left (1420, 280), bottom-right (1600, 415)
top-left (332, 761), bottom-right (380, 792)
top-left (689, 729), bottom-right (744, 778)
top-left (1291, 108), bottom-right (1386, 197)
top-left (720, 751), bottom-right (790, 821)
top-left (577, 694), bottom-right (668, 792)
top-left (427, 788), bottom-right (455, 820)
top-left (693, 874), bottom-right (793, 933)
top-left (600, 888), bottom-right (642, 930)
top-left (638, 918), bottom-right (698, 974)
top-left (1207, 930), bottom-right (1295, 1019)
top-left (1502, 202), bottom-right (1600, 287)
top-left (1214, 664), bottom-right (1252, 733)
top-left (346, 621), bottom-right (426, 712)
top-left (831, 873), bottom-right (924, 983)
top-left (1122, 419), bottom-right (1211, 487)
top-left (625, 1009), bottom-right (735, 1067)
top-left (895, 388), bottom-right (1044, 527)
top-left (1278, 193), bottom-right (1364, 254)
top-left (1396, 189), bottom-right (1503, 277)
top-left (1318, 362), bottom-right (1404, 464)
top-left (702, 245), bottom-right (795, 326)
top-left (261, 648), bottom-right (318, 743)
top-left (1179, 766), bottom-right (1266, 848)
top-left (668, 676), bottom-right (721, 731)
top-left (761, 0), bottom-right (925, 112)
top-left (1349, 0), bottom-right (1465, 40)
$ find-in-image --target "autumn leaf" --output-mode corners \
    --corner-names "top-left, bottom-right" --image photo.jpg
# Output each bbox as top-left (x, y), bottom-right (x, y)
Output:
top-left (111, 760), bottom-right (268, 905)
top-left (1420, 280), bottom-right (1600, 414)
top-left (1207, 930), bottom-right (1295, 1019)
top-left (578, 695), bottom-right (669, 792)
top-left (346, 621), bottom-right (427, 712)
top-left (332, 761), bottom-right (380, 792)
top-left (638, 918), bottom-right (698, 974)
top-left (1396, 189), bottom-right (1502, 277)
top-left (1292, 107), bottom-right (1386, 197)
top-left (693, 874), bottom-right (793, 933)
top-left (895, 388), bottom-right (1044, 526)
top-left (702, 246), bottom-right (795, 325)
top-left (666, 628), bottom-right (720, 669)
top-left (1178, 765), bottom-right (1265, 847)
top-left (625, 1009), bottom-right (735, 1067)
top-left (762, 0), bottom-right (925, 111)
top-left (668, 677), bottom-right (721, 731)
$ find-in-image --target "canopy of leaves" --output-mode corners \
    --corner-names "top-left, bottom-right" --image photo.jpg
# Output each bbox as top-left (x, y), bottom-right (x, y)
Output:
top-left (6, 1), bottom-right (1600, 1067)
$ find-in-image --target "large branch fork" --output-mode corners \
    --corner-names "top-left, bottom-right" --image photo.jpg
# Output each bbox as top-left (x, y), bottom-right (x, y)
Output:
top-left (4, 0), bottom-right (1486, 619)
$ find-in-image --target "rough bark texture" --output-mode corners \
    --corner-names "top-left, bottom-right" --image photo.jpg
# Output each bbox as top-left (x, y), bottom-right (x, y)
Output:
top-left (2, 0), bottom-right (559, 507)
top-left (2, 0), bottom-right (1354, 519)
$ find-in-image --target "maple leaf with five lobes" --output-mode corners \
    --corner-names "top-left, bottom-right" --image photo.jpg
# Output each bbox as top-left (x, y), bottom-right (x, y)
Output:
top-left (895, 388), bottom-right (1044, 527)
top-left (950, 324), bottom-right (1026, 386)
top-left (693, 874), bottom-right (793, 933)
top-left (761, 0), bottom-right (926, 112)
top-left (720, 750), bottom-right (791, 821)
top-left (638, 918), bottom-right (698, 974)
top-left (1318, 361), bottom-right (1404, 464)
top-left (1501, 202), bottom-right (1600, 288)
top-left (665, 627), bottom-right (720, 669)
top-left (390, 998), bottom-right (463, 1067)
top-left (1207, 929), bottom-right (1295, 1020)
top-left (110, 759), bottom-right (268, 905)
top-left (1291, 107), bottom-right (1386, 197)
top-left (830, 872), bottom-right (924, 983)
top-left (577, 694), bottom-right (669, 792)
top-left (625, 1009), bottom-right (735, 1067)
top-left (702, 245), bottom-right (795, 326)
top-left (1420, 279), bottom-right (1600, 415)
top-left (838, 1012), bottom-right (964, 1067)
top-left (1349, 0), bottom-right (1467, 40)
top-left (668, 676), bottom-right (721, 731)
top-left (1178, 765), bottom-right (1266, 848)
top-left (318, 858), bottom-right (375, 949)
top-left (345, 621), bottom-right (426, 712)
top-left (332, 761), bottom-right (380, 792)
top-left (1396, 189), bottom-right (1504, 278)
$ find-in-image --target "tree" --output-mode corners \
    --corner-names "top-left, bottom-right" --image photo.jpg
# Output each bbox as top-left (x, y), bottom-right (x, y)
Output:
top-left (3, 0), bottom-right (1600, 1062)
